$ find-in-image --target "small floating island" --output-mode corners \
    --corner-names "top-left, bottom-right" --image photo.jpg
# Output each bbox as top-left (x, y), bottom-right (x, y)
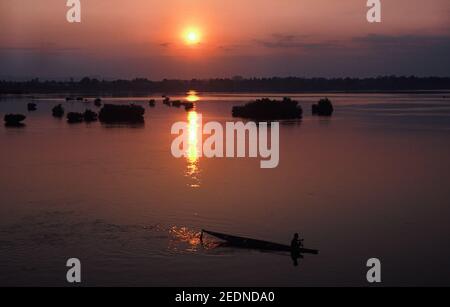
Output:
top-left (162, 97), bottom-right (194, 111)
top-left (67, 112), bottom-right (84, 124)
top-left (83, 109), bottom-right (98, 122)
top-left (98, 104), bottom-right (145, 124)
top-left (67, 109), bottom-right (99, 124)
top-left (4, 114), bottom-right (26, 127)
top-left (52, 104), bottom-right (65, 118)
top-left (94, 98), bottom-right (102, 107)
top-left (27, 103), bottom-right (37, 111)
top-left (312, 98), bottom-right (334, 116)
top-left (232, 97), bottom-right (303, 120)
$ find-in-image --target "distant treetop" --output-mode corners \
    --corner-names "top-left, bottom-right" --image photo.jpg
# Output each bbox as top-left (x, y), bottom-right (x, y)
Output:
top-left (1, 76), bottom-right (450, 95)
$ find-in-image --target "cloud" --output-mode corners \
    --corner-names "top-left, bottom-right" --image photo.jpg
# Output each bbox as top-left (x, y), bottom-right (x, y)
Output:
top-left (255, 33), bottom-right (339, 50)
top-left (352, 34), bottom-right (450, 49)
top-left (217, 44), bottom-right (243, 52)
top-left (255, 33), bottom-right (450, 54)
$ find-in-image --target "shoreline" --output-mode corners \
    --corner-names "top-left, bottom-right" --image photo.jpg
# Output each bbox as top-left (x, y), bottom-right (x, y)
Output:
top-left (1, 90), bottom-right (450, 99)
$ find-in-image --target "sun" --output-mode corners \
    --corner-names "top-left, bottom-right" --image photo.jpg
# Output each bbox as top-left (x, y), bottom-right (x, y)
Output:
top-left (183, 28), bottom-right (201, 45)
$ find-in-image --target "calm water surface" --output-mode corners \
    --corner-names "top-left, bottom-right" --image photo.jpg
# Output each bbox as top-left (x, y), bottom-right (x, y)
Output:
top-left (1, 93), bottom-right (450, 286)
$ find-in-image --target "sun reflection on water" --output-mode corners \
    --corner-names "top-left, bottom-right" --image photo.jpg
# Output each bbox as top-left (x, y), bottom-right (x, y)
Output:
top-left (186, 110), bottom-right (201, 188)
top-left (186, 90), bottom-right (200, 102)
top-left (169, 226), bottom-right (219, 252)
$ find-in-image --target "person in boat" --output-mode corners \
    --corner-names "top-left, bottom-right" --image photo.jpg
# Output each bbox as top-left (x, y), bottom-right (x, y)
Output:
top-left (291, 233), bottom-right (304, 250)
top-left (290, 233), bottom-right (305, 266)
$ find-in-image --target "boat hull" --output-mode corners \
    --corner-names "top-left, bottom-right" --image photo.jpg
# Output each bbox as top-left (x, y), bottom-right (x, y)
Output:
top-left (202, 229), bottom-right (319, 255)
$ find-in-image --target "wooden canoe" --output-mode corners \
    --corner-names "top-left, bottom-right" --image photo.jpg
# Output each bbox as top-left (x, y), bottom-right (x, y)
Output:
top-left (202, 229), bottom-right (319, 255)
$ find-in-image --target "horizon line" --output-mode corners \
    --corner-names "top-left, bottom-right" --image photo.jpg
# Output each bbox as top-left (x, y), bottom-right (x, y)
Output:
top-left (2, 75), bottom-right (450, 83)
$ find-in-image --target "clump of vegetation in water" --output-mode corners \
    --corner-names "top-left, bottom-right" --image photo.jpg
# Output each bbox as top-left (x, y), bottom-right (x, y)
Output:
top-left (27, 103), bottom-right (37, 111)
top-left (94, 98), bottom-right (102, 107)
top-left (67, 112), bottom-right (84, 124)
top-left (52, 104), bottom-right (65, 118)
top-left (161, 97), bottom-right (194, 111)
top-left (183, 102), bottom-right (194, 111)
top-left (232, 97), bottom-right (303, 120)
top-left (4, 114), bottom-right (26, 127)
top-left (172, 100), bottom-right (182, 107)
top-left (98, 104), bottom-right (145, 124)
top-left (66, 110), bottom-right (99, 123)
top-left (163, 97), bottom-right (171, 106)
top-left (83, 109), bottom-right (98, 122)
top-left (312, 98), bottom-right (334, 116)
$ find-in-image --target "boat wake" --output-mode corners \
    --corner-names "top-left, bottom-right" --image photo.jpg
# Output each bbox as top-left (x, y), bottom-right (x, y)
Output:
top-left (169, 226), bottom-right (220, 252)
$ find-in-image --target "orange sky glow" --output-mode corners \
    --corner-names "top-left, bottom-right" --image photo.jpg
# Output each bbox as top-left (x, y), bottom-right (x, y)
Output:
top-left (0, 0), bottom-right (449, 79)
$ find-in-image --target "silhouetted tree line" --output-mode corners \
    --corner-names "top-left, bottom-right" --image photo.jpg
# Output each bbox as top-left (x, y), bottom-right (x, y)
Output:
top-left (1, 76), bottom-right (450, 95)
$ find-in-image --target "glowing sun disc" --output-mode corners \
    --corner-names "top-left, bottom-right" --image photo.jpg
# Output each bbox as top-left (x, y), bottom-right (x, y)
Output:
top-left (184, 29), bottom-right (201, 45)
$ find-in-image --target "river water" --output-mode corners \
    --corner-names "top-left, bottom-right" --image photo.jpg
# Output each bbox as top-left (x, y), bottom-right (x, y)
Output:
top-left (1, 92), bottom-right (450, 286)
